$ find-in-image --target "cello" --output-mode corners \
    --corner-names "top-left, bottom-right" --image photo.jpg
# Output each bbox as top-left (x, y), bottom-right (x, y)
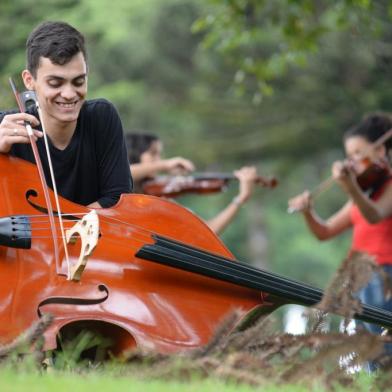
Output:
top-left (1, 86), bottom-right (391, 358)
top-left (1, 154), bottom-right (392, 357)
top-left (0, 152), bottom-right (270, 354)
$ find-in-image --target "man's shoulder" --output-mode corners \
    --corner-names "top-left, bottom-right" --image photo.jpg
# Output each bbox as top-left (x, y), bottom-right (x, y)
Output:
top-left (82, 98), bottom-right (116, 114)
top-left (80, 99), bottom-right (122, 138)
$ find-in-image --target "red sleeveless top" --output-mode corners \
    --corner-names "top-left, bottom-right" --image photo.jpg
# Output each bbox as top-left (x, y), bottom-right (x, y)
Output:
top-left (350, 178), bottom-right (392, 265)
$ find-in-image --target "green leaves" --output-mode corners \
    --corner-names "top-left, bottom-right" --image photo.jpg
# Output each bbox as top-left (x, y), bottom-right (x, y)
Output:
top-left (194, 0), bottom-right (376, 95)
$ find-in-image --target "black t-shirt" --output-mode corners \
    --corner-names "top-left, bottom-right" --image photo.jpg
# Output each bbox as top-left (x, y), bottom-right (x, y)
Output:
top-left (1, 98), bottom-right (132, 207)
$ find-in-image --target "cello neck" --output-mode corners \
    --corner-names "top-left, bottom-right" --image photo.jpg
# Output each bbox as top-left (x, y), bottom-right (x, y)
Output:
top-left (137, 235), bottom-right (392, 329)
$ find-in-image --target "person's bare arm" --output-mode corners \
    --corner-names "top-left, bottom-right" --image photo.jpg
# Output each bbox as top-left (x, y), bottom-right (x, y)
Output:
top-left (343, 180), bottom-right (392, 223)
top-left (288, 191), bottom-right (352, 240)
top-left (304, 201), bottom-right (352, 240)
top-left (207, 166), bottom-right (257, 235)
top-left (207, 200), bottom-right (242, 235)
top-left (131, 157), bottom-right (195, 182)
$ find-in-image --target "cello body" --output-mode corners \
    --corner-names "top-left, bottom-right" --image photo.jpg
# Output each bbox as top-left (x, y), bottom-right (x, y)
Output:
top-left (0, 154), bottom-right (270, 354)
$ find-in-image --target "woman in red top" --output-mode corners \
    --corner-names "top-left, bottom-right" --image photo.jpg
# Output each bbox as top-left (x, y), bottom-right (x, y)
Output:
top-left (288, 113), bottom-right (392, 370)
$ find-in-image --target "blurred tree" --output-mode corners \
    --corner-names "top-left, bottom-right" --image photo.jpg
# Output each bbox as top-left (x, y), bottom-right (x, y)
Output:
top-left (0, 0), bottom-right (390, 288)
top-left (0, 0), bottom-right (78, 105)
top-left (193, 0), bottom-right (381, 97)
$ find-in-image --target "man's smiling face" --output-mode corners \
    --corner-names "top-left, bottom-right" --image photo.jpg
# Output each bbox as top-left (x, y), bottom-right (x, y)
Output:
top-left (23, 51), bottom-right (88, 126)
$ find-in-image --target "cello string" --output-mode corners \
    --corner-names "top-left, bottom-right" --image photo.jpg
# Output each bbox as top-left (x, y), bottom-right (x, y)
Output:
top-left (18, 214), bottom-right (390, 320)
top-left (22, 206), bottom-right (194, 240)
top-left (19, 230), bottom-right (150, 245)
top-left (17, 212), bottom-right (392, 312)
top-left (27, 225), bottom-right (76, 230)
top-left (29, 220), bottom-right (79, 226)
top-left (18, 216), bottom-right (392, 327)
top-left (18, 236), bottom-right (70, 239)
top-left (24, 213), bottom-right (157, 241)
top-left (12, 201), bottom-right (392, 326)
top-left (16, 210), bottom-right (392, 317)
top-left (18, 217), bottom-right (328, 308)
top-left (29, 216), bottom-right (84, 221)
top-left (15, 217), bottom-right (392, 325)
top-left (14, 209), bottom-right (211, 248)
top-left (17, 210), bottom-right (392, 311)
top-left (12, 238), bottom-right (392, 328)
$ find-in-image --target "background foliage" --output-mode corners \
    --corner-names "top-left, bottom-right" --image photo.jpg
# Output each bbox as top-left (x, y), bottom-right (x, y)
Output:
top-left (1, 0), bottom-right (391, 291)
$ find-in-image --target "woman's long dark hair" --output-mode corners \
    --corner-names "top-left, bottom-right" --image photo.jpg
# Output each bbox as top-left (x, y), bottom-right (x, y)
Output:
top-left (126, 132), bottom-right (159, 164)
top-left (344, 113), bottom-right (392, 160)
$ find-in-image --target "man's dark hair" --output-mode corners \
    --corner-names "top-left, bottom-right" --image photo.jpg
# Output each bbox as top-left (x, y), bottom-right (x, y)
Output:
top-left (26, 21), bottom-right (87, 77)
top-left (344, 112), bottom-right (392, 153)
top-left (125, 132), bottom-right (159, 164)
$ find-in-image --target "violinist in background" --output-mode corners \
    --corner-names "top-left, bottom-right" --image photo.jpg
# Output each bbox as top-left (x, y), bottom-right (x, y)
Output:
top-left (128, 132), bottom-right (195, 189)
top-left (0, 21), bottom-right (132, 208)
top-left (126, 132), bottom-right (259, 235)
top-left (288, 113), bottom-right (392, 370)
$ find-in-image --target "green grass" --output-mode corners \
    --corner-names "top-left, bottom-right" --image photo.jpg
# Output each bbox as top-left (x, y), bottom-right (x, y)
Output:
top-left (0, 369), bottom-right (315, 392)
top-left (0, 324), bottom-right (386, 392)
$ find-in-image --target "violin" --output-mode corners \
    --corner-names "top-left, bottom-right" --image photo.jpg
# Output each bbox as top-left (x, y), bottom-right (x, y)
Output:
top-left (355, 158), bottom-right (391, 192)
top-left (314, 157), bottom-right (390, 199)
top-left (1, 154), bottom-right (392, 357)
top-left (142, 172), bottom-right (278, 197)
top-left (288, 130), bottom-right (392, 213)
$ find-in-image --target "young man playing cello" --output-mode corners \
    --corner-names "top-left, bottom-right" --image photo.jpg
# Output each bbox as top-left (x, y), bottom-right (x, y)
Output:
top-left (0, 21), bottom-right (132, 208)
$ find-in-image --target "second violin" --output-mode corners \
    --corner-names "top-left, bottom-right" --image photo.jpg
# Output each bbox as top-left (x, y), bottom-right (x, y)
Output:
top-left (142, 172), bottom-right (278, 197)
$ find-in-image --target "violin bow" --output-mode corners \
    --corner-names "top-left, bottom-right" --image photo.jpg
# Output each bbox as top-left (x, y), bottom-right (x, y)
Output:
top-left (9, 78), bottom-right (70, 276)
